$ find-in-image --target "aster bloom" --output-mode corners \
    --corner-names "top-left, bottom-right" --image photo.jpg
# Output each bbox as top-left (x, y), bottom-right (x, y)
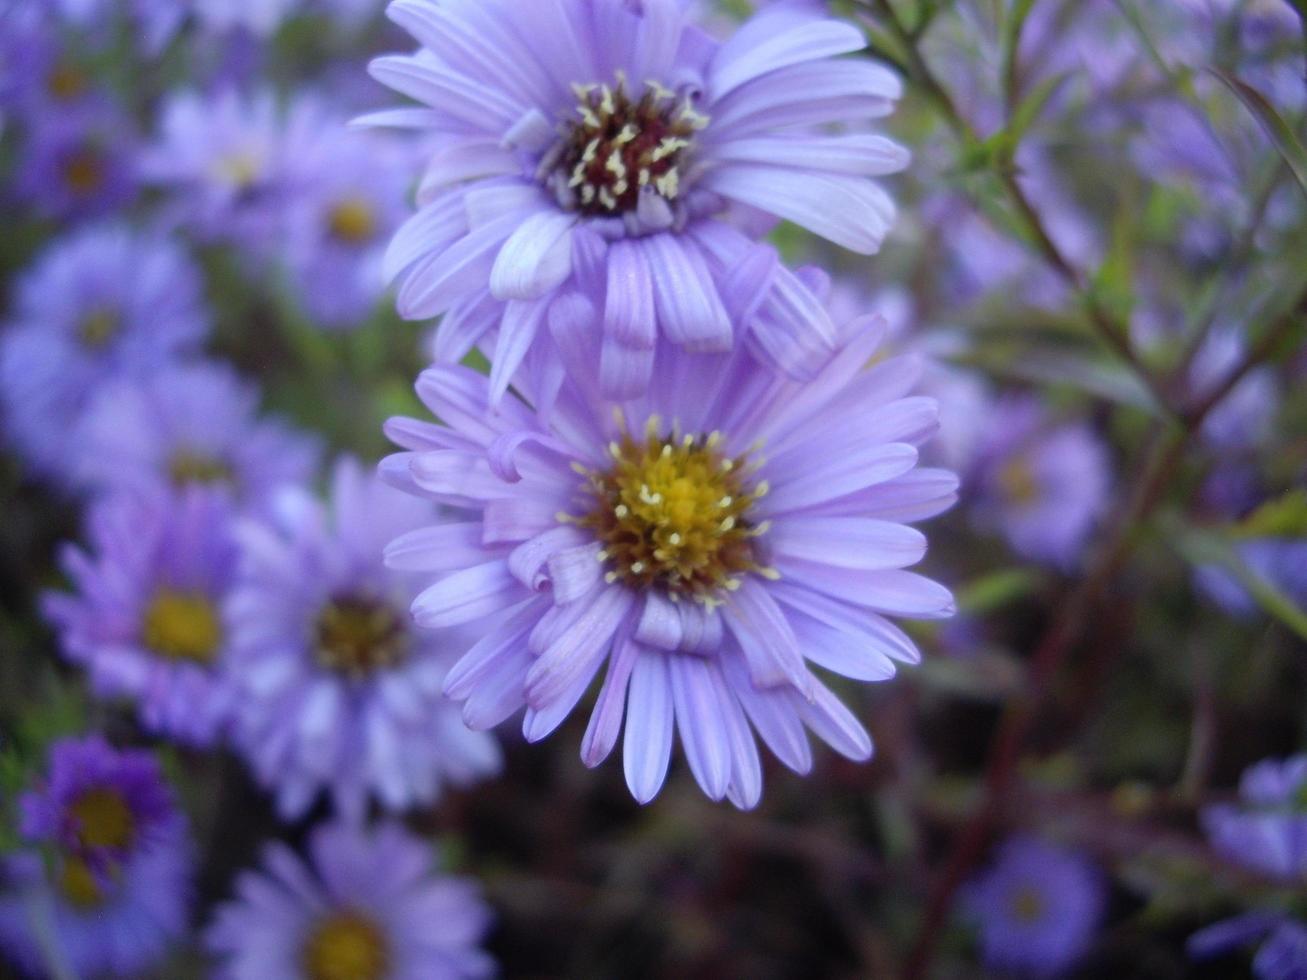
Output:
top-left (72, 361), bottom-right (320, 514)
top-left (1191, 326), bottom-right (1280, 451)
top-left (0, 221), bottom-right (209, 484)
top-left (961, 836), bottom-right (1105, 978)
top-left (1202, 755), bottom-right (1307, 882)
top-left (365, 0), bottom-right (907, 398)
top-left (0, 736), bottom-right (191, 978)
top-left (142, 88), bottom-right (290, 249)
top-left (11, 103), bottom-right (138, 220)
top-left (206, 820), bottom-right (495, 979)
top-left (967, 394), bottom-right (1111, 569)
top-left (43, 489), bottom-right (240, 746)
top-left (283, 113), bottom-right (412, 329)
top-left (383, 312), bottom-right (955, 808)
top-left (1195, 537), bottom-right (1307, 619)
top-left (1190, 913), bottom-right (1307, 980)
top-left (225, 458), bottom-right (501, 820)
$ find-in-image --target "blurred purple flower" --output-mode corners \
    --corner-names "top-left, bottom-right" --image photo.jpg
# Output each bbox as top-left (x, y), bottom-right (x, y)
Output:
top-left (968, 395), bottom-right (1111, 569)
top-left (225, 458), bottom-right (501, 821)
top-left (1203, 755), bottom-right (1307, 881)
top-left (382, 314), bottom-right (955, 807)
top-left (961, 835), bottom-right (1105, 977)
top-left (11, 103), bottom-right (138, 220)
top-left (1191, 326), bottom-right (1280, 451)
top-left (0, 736), bottom-right (191, 978)
top-left (142, 88), bottom-right (291, 250)
top-left (1195, 538), bottom-right (1307, 619)
top-left (71, 361), bottom-right (321, 515)
top-left (0, 221), bottom-right (209, 485)
top-left (1191, 912), bottom-right (1307, 980)
top-left (365, 0), bottom-right (907, 398)
top-left (0, 9), bottom-right (101, 122)
top-left (282, 111), bottom-right (412, 329)
top-left (44, 490), bottom-right (241, 746)
top-left (206, 820), bottom-right (495, 980)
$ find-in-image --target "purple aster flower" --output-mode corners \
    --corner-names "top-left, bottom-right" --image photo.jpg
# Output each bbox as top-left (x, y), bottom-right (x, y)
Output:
top-left (0, 8), bottom-right (101, 122)
top-left (1191, 326), bottom-right (1280, 451)
top-left (71, 360), bottom-right (320, 514)
top-left (0, 736), bottom-right (191, 978)
top-left (11, 103), bottom-right (138, 220)
top-left (226, 457), bottom-right (501, 821)
top-left (365, 0), bottom-right (907, 398)
top-left (0, 221), bottom-right (209, 485)
top-left (282, 110), bottom-right (412, 330)
top-left (206, 820), bottom-right (494, 979)
top-left (1195, 538), bottom-right (1307, 619)
top-left (382, 311), bottom-right (956, 808)
top-left (1203, 755), bottom-right (1307, 882)
top-left (1191, 912), bottom-right (1307, 980)
top-left (142, 88), bottom-right (291, 249)
top-left (967, 395), bottom-right (1111, 569)
top-left (43, 489), bottom-right (240, 746)
top-left (961, 836), bottom-right (1105, 978)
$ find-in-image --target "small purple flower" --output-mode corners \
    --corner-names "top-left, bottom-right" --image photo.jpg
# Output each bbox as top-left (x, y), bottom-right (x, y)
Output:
top-left (383, 313), bottom-right (955, 807)
top-left (0, 736), bottom-right (192, 978)
top-left (1190, 326), bottom-right (1280, 451)
top-left (0, 9), bottom-right (101, 122)
top-left (1190, 912), bottom-right (1307, 980)
top-left (0, 221), bottom-right (209, 484)
top-left (282, 111), bottom-right (412, 329)
top-left (11, 103), bottom-right (138, 220)
top-left (365, 0), bottom-right (907, 398)
top-left (967, 395), bottom-right (1111, 569)
top-left (961, 836), bottom-right (1105, 977)
top-left (225, 458), bottom-right (501, 821)
top-left (142, 88), bottom-right (290, 249)
top-left (206, 820), bottom-right (495, 979)
top-left (1203, 755), bottom-right (1307, 882)
top-left (43, 489), bottom-right (241, 746)
top-left (1195, 538), bottom-right (1307, 619)
top-left (71, 360), bottom-right (321, 514)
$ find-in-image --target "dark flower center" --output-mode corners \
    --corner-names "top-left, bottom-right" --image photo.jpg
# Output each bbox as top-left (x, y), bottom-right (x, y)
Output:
top-left (555, 76), bottom-right (706, 216)
top-left (63, 147), bottom-right (106, 195)
top-left (47, 63), bottom-right (88, 101)
top-left (314, 595), bottom-right (408, 677)
top-left (142, 589), bottom-right (223, 664)
top-left (303, 910), bottom-right (391, 980)
top-left (69, 788), bottom-right (135, 852)
top-left (998, 457), bottom-right (1039, 507)
top-left (1009, 885), bottom-right (1047, 924)
top-left (168, 449), bottom-right (233, 488)
top-left (59, 856), bottom-right (108, 908)
top-left (328, 198), bottom-right (378, 244)
top-left (77, 308), bottom-right (120, 349)
top-left (571, 420), bottom-right (773, 602)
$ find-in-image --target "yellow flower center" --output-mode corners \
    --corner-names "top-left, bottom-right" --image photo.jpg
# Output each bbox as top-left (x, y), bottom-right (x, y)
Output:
top-left (303, 911), bottom-right (391, 980)
top-left (142, 590), bottom-right (223, 664)
top-left (999, 457), bottom-right (1040, 507)
top-left (78, 308), bottom-right (120, 349)
top-left (69, 788), bottom-right (135, 852)
top-left (328, 198), bottom-right (378, 244)
top-left (572, 420), bottom-right (773, 602)
top-left (168, 450), bottom-right (233, 487)
top-left (314, 596), bottom-right (408, 677)
top-left (558, 75), bottom-right (707, 215)
top-left (63, 148), bottom-right (105, 195)
top-left (1009, 885), bottom-right (1046, 923)
top-left (47, 63), bottom-right (88, 101)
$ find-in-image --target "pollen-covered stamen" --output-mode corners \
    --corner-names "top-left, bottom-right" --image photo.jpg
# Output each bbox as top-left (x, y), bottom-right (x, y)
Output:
top-left (556, 76), bottom-right (707, 216)
top-left (574, 420), bottom-right (772, 601)
top-left (314, 594), bottom-right (409, 678)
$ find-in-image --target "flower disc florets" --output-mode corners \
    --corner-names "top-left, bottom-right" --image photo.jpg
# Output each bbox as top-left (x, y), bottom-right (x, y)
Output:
top-left (551, 75), bottom-right (706, 216)
top-left (314, 595), bottom-right (409, 677)
top-left (573, 420), bottom-right (770, 601)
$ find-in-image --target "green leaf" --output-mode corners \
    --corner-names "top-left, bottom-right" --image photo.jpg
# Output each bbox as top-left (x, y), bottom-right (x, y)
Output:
top-left (957, 568), bottom-right (1041, 614)
top-left (1236, 490), bottom-right (1307, 539)
top-left (1209, 68), bottom-right (1307, 202)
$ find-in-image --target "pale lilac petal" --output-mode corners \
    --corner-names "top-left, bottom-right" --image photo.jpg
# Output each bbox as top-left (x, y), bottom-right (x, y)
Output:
top-left (623, 649), bottom-right (674, 804)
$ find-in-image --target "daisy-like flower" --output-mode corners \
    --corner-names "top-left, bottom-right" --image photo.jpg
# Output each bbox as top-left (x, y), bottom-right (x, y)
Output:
top-left (225, 458), bottom-right (501, 821)
top-left (383, 312), bottom-right (955, 807)
top-left (43, 489), bottom-right (240, 746)
top-left (11, 103), bottom-right (138, 220)
top-left (1202, 755), bottom-right (1307, 882)
top-left (206, 820), bottom-right (494, 979)
top-left (961, 836), bottom-right (1105, 978)
top-left (967, 394), bottom-right (1111, 569)
top-left (142, 88), bottom-right (290, 249)
top-left (0, 736), bottom-right (192, 978)
top-left (0, 221), bottom-right (209, 484)
top-left (72, 361), bottom-right (320, 514)
top-left (283, 111), bottom-right (412, 330)
top-left (365, 0), bottom-right (907, 398)
top-left (1190, 913), bottom-right (1307, 980)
